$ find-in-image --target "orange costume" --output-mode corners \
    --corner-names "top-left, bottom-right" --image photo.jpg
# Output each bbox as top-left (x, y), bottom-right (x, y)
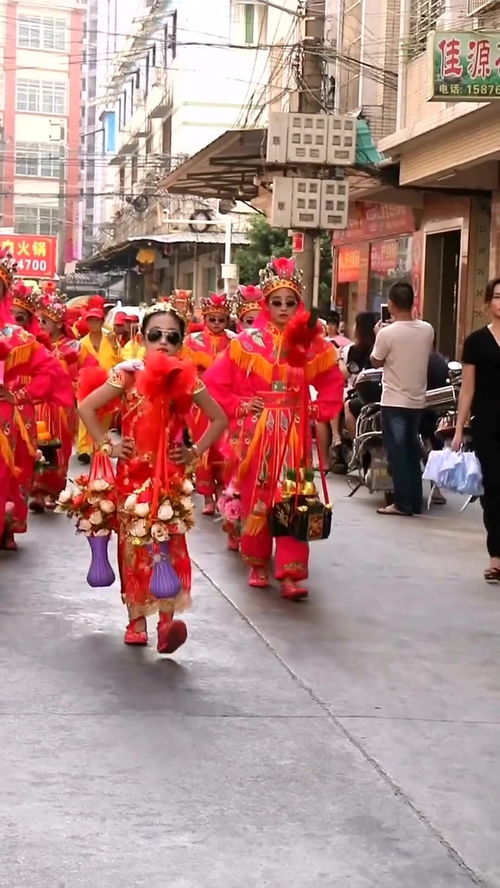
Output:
top-left (183, 293), bottom-right (233, 505)
top-left (204, 258), bottom-right (344, 599)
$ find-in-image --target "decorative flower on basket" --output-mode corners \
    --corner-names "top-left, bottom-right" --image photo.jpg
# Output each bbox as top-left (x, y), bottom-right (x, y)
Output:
top-left (217, 484), bottom-right (242, 535)
top-left (123, 476), bottom-right (195, 546)
top-left (57, 451), bottom-right (118, 588)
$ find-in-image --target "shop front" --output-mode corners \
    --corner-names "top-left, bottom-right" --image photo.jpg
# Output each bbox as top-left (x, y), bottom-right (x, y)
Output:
top-left (333, 202), bottom-right (416, 332)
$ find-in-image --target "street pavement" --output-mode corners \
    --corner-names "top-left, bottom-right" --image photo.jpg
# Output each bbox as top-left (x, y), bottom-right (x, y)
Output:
top-left (1, 478), bottom-right (499, 887)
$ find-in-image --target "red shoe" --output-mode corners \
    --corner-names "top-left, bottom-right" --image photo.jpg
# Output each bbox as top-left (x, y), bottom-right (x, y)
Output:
top-left (124, 618), bottom-right (148, 646)
top-left (227, 535), bottom-right (239, 551)
top-left (157, 616), bottom-right (188, 654)
top-left (202, 502), bottom-right (216, 516)
top-left (248, 567), bottom-right (270, 588)
top-left (280, 579), bottom-right (308, 602)
top-left (0, 531), bottom-right (17, 551)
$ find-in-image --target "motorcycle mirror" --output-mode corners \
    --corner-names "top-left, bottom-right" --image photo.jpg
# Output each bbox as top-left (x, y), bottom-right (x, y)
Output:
top-left (447, 361), bottom-right (462, 371)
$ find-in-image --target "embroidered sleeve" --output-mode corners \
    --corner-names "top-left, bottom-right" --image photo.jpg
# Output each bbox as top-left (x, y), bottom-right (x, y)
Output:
top-left (193, 377), bottom-right (206, 395)
top-left (107, 367), bottom-right (125, 391)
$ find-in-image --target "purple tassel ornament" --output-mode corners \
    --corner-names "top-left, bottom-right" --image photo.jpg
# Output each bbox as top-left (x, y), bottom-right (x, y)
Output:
top-left (149, 541), bottom-right (181, 600)
top-left (86, 534), bottom-right (116, 588)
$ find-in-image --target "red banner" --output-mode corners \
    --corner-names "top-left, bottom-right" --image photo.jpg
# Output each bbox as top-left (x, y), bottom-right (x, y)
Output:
top-left (371, 239), bottom-right (399, 276)
top-left (332, 202), bottom-right (415, 246)
top-left (0, 234), bottom-right (57, 279)
top-left (337, 246), bottom-right (360, 283)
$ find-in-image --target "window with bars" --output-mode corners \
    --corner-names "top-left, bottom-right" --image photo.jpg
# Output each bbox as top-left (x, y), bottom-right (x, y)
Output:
top-left (18, 16), bottom-right (66, 51)
top-left (16, 79), bottom-right (67, 114)
top-left (15, 143), bottom-right (60, 178)
top-left (407, 0), bottom-right (444, 59)
top-left (230, 2), bottom-right (267, 46)
top-left (15, 206), bottom-right (59, 236)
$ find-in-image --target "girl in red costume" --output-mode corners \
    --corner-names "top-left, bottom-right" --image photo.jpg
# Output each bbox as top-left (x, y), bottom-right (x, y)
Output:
top-left (0, 257), bottom-right (73, 547)
top-left (30, 285), bottom-right (97, 511)
top-left (235, 284), bottom-right (264, 332)
top-left (204, 257), bottom-right (344, 601)
top-left (183, 293), bottom-right (234, 515)
top-left (78, 303), bottom-right (227, 651)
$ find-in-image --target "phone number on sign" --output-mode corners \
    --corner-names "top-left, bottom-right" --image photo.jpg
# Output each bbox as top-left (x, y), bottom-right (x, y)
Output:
top-left (16, 258), bottom-right (49, 272)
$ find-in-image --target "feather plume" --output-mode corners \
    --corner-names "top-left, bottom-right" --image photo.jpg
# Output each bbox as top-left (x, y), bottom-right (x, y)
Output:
top-left (135, 353), bottom-right (197, 452)
top-left (282, 309), bottom-right (323, 368)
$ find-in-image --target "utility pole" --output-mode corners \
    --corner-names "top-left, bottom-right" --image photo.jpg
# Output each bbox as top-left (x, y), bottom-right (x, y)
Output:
top-left (55, 123), bottom-right (67, 277)
top-left (293, 0), bottom-right (326, 308)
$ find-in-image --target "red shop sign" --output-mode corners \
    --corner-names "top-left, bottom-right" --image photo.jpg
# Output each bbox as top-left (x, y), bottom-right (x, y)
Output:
top-left (337, 246), bottom-right (360, 283)
top-left (371, 239), bottom-right (399, 275)
top-left (332, 202), bottom-right (415, 246)
top-left (2, 234), bottom-right (57, 279)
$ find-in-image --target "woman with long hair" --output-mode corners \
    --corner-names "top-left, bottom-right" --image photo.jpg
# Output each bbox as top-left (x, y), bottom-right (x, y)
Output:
top-left (342, 311), bottom-right (380, 441)
top-left (78, 303), bottom-right (227, 651)
top-left (452, 278), bottom-right (500, 582)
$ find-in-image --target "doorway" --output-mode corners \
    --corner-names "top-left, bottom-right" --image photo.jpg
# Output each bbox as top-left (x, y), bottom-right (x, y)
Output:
top-left (424, 230), bottom-right (461, 359)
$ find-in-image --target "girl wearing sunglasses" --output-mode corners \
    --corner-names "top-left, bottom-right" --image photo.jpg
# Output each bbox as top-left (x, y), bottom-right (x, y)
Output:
top-left (78, 304), bottom-right (227, 652)
top-left (183, 293), bottom-right (233, 516)
top-left (205, 257), bottom-right (343, 602)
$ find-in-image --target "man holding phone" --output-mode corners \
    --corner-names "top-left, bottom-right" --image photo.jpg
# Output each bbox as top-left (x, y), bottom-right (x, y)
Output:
top-left (371, 282), bottom-right (434, 516)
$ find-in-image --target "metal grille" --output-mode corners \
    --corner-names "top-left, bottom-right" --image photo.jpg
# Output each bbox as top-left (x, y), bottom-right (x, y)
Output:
top-left (407, 0), bottom-right (444, 60)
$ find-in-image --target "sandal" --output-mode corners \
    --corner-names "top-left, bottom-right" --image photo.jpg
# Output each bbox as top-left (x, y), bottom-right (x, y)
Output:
top-left (484, 568), bottom-right (500, 584)
top-left (377, 504), bottom-right (412, 517)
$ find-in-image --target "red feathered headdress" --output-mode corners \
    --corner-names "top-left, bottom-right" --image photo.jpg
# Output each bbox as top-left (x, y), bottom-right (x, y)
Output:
top-left (259, 256), bottom-right (302, 300)
top-left (235, 284), bottom-right (263, 320)
top-left (282, 309), bottom-right (323, 368)
top-left (200, 292), bottom-right (230, 317)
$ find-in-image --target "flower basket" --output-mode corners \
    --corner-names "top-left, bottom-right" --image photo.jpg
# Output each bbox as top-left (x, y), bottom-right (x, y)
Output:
top-left (57, 450), bottom-right (118, 587)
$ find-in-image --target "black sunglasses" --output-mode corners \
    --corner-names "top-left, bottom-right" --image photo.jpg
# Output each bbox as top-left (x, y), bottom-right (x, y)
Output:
top-left (146, 328), bottom-right (182, 345)
top-left (270, 299), bottom-right (298, 309)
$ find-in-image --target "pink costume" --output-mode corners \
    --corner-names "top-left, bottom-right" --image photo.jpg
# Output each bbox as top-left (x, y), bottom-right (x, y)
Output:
top-left (204, 261), bottom-right (343, 586)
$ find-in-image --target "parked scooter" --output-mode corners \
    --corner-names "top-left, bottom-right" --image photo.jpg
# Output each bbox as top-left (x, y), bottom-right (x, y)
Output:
top-left (346, 362), bottom-right (463, 504)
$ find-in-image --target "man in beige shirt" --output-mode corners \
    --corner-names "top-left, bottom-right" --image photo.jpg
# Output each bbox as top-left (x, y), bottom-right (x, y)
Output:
top-left (372, 282), bottom-right (434, 516)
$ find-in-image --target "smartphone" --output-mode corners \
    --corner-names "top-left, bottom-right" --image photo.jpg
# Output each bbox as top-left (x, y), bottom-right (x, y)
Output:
top-left (380, 303), bottom-right (391, 325)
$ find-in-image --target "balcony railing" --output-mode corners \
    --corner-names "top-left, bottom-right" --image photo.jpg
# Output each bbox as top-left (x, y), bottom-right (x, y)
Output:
top-left (467, 0), bottom-right (498, 13)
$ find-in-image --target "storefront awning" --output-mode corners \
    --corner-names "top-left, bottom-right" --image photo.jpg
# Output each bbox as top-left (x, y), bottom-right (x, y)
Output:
top-left (78, 232), bottom-right (250, 273)
top-left (161, 122), bottom-right (387, 200)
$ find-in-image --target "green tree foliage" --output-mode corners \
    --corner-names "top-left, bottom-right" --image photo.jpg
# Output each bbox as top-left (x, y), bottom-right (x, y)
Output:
top-left (235, 215), bottom-right (332, 314)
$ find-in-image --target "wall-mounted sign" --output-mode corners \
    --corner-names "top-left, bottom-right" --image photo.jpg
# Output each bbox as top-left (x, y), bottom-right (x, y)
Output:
top-left (427, 30), bottom-right (500, 102)
top-left (3, 234), bottom-right (57, 278)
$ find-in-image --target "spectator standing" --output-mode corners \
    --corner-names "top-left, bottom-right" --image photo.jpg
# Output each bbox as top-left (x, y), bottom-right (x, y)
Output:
top-left (371, 282), bottom-right (434, 516)
top-left (452, 277), bottom-right (500, 583)
top-left (325, 310), bottom-right (351, 350)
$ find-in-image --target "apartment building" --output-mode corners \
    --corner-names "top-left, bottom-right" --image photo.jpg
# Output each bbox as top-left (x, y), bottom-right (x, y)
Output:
top-left (0, 0), bottom-right (85, 268)
top-left (376, 0), bottom-right (500, 353)
top-left (83, 0), bottom-right (296, 300)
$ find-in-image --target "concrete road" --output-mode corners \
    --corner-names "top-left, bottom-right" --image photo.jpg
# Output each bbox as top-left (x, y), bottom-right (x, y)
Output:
top-left (1, 479), bottom-right (499, 887)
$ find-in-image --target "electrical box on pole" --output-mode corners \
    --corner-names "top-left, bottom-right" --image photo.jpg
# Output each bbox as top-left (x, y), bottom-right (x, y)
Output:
top-left (267, 111), bottom-right (357, 167)
top-left (271, 177), bottom-right (349, 230)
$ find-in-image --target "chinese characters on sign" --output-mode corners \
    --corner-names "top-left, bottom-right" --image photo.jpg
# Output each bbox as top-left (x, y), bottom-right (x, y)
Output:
top-left (1, 235), bottom-right (57, 279)
top-left (428, 31), bottom-right (500, 102)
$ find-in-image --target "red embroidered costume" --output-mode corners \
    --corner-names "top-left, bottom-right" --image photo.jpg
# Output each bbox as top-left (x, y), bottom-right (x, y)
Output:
top-left (32, 287), bottom-right (96, 504)
top-left (0, 255), bottom-right (73, 546)
top-left (183, 293), bottom-right (233, 511)
top-left (204, 258), bottom-right (344, 599)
